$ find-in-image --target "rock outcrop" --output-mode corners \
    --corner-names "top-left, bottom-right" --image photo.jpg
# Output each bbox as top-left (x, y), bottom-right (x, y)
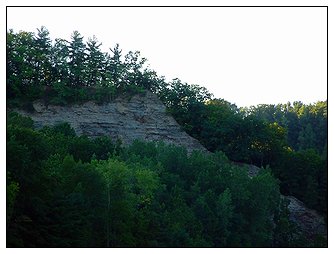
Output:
top-left (16, 91), bottom-right (207, 153)
top-left (284, 195), bottom-right (327, 239)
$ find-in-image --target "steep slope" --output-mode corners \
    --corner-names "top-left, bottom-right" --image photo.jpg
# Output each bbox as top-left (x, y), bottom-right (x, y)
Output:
top-left (16, 91), bottom-right (207, 153)
top-left (15, 91), bottom-right (326, 240)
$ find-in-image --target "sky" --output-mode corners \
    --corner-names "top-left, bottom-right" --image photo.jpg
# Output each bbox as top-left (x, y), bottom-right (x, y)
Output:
top-left (6, 6), bottom-right (327, 107)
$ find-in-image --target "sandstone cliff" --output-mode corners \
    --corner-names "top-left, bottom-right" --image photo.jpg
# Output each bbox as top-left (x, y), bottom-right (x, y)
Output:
top-left (16, 91), bottom-right (207, 153)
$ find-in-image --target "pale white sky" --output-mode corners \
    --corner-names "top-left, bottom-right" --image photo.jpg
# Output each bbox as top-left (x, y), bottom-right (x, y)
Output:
top-left (7, 6), bottom-right (327, 107)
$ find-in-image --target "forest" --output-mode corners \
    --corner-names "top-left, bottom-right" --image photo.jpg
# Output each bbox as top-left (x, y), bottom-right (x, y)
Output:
top-left (6, 27), bottom-right (327, 247)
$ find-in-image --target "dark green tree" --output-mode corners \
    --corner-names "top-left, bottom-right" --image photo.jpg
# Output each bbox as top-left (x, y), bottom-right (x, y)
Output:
top-left (68, 31), bottom-right (87, 86)
top-left (86, 36), bottom-right (105, 86)
top-left (34, 26), bottom-right (53, 87)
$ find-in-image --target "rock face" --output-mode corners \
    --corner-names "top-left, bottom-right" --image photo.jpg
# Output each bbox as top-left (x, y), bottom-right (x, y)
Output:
top-left (16, 91), bottom-right (207, 153)
top-left (284, 195), bottom-right (327, 239)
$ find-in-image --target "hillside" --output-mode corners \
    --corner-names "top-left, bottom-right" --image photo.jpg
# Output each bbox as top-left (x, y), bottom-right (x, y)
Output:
top-left (12, 91), bottom-right (327, 242)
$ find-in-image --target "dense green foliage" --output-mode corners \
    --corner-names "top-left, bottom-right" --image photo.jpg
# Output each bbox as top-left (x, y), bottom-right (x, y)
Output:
top-left (7, 27), bottom-right (165, 108)
top-left (7, 27), bottom-right (327, 247)
top-left (243, 102), bottom-right (328, 215)
top-left (7, 113), bottom-right (294, 247)
top-left (161, 84), bottom-right (327, 215)
top-left (243, 101), bottom-right (327, 155)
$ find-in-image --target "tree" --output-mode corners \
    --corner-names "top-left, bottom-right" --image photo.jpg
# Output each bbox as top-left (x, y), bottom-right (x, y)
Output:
top-left (34, 26), bottom-right (53, 86)
top-left (86, 36), bottom-right (105, 86)
top-left (108, 43), bottom-right (126, 89)
top-left (7, 30), bottom-right (41, 102)
top-left (297, 123), bottom-right (316, 151)
top-left (7, 174), bottom-right (20, 226)
top-left (51, 38), bottom-right (70, 84)
top-left (215, 188), bottom-right (233, 246)
top-left (124, 50), bottom-right (147, 88)
top-left (68, 31), bottom-right (87, 86)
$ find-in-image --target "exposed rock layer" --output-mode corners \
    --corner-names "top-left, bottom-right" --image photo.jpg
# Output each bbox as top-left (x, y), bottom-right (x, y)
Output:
top-left (17, 91), bottom-right (207, 153)
top-left (284, 195), bottom-right (327, 239)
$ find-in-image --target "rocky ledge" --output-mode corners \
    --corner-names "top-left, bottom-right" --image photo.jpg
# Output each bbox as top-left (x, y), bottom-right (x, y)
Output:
top-left (284, 195), bottom-right (327, 239)
top-left (16, 91), bottom-right (207, 153)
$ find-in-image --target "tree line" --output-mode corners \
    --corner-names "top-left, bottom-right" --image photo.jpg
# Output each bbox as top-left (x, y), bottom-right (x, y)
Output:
top-left (7, 27), bottom-right (165, 107)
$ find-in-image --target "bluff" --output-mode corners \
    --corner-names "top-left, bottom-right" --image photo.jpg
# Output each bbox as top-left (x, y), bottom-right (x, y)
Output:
top-left (16, 91), bottom-right (207, 153)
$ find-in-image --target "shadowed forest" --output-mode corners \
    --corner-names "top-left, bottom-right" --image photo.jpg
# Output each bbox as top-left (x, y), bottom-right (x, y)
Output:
top-left (7, 27), bottom-right (327, 247)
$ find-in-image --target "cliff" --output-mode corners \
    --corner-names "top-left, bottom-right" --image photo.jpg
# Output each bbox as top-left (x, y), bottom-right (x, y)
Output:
top-left (16, 91), bottom-right (207, 153)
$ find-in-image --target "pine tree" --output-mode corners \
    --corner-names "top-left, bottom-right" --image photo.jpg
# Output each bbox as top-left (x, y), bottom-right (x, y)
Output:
top-left (109, 43), bottom-right (125, 89)
top-left (68, 31), bottom-right (87, 86)
top-left (86, 36), bottom-right (105, 87)
top-left (34, 26), bottom-right (53, 86)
